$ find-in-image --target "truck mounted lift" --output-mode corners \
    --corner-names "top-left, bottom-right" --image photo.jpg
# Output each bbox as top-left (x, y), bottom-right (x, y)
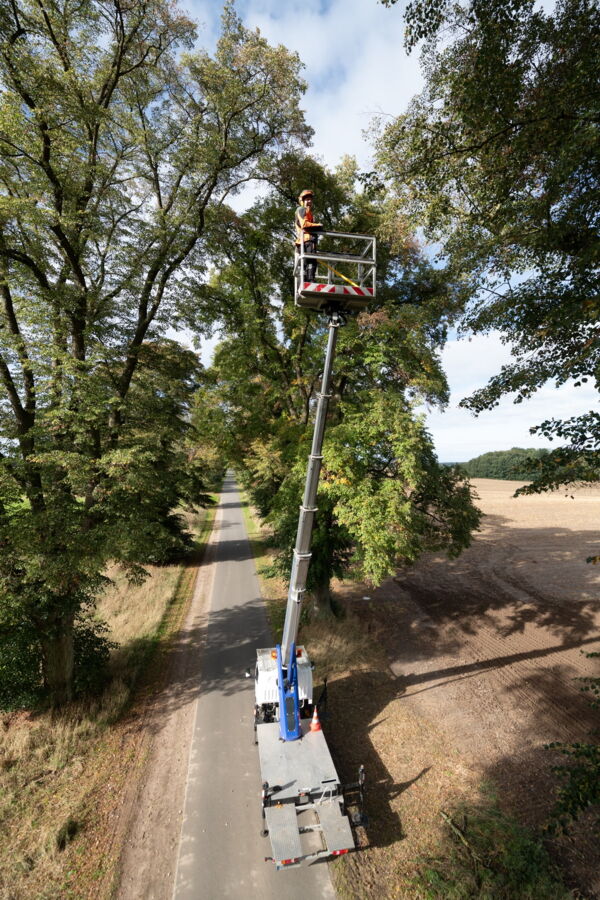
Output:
top-left (250, 230), bottom-right (376, 870)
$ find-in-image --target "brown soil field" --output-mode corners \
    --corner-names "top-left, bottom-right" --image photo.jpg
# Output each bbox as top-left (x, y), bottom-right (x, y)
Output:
top-left (335, 478), bottom-right (600, 896)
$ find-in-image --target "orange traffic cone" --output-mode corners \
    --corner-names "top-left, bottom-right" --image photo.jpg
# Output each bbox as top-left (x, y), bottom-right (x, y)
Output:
top-left (310, 706), bottom-right (321, 732)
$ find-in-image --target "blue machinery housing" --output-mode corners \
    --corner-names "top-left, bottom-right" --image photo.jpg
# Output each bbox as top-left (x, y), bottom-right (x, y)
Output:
top-left (276, 643), bottom-right (301, 741)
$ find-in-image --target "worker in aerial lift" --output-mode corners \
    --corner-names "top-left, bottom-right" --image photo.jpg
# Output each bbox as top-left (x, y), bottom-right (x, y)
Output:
top-left (295, 189), bottom-right (323, 281)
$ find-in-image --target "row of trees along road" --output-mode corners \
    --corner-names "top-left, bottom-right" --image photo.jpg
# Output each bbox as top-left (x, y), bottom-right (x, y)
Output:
top-left (193, 154), bottom-right (481, 616)
top-left (378, 0), bottom-right (600, 831)
top-left (0, 0), bottom-right (308, 706)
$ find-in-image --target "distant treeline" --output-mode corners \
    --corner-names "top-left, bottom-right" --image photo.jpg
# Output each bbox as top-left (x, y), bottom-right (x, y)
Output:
top-left (448, 448), bottom-right (550, 480)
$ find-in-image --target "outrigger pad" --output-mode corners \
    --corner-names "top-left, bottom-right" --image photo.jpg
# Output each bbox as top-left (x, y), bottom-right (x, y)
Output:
top-left (296, 282), bottom-right (374, 312)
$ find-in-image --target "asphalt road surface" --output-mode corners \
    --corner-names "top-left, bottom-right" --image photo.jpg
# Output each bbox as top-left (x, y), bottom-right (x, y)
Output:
top-left (173, 474), bottom-right (335, 900)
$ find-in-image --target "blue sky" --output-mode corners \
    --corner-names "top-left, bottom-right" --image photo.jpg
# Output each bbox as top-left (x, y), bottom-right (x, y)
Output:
top-left (184, 0), bottom-right (595, 462)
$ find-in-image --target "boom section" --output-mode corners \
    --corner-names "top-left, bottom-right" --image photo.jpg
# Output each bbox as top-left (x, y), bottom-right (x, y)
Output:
top-left (280, 312), bottom-right (340, 671)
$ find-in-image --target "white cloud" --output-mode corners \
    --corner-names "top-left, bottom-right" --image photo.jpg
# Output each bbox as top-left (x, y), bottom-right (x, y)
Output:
top-left (425, 333), bottom-right (597, 461)
top-left (186, 0), bottom-right (419, 169)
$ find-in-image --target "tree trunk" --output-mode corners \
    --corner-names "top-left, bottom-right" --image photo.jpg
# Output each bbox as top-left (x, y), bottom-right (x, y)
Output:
top-left (40, 615), bottom-right (75, 707)
top-left (311, 581), bottom-right (333, 618)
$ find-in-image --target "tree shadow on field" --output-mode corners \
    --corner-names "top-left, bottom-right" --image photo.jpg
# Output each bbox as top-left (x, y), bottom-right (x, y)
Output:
top-left (405, 514), bottom-right (597, 639)
top-left (393, 634), bottom-right (600, 699)
top-left (318, 668), bottom-right (430, 851)
top-left (347, 511), bottom-right (600, 681)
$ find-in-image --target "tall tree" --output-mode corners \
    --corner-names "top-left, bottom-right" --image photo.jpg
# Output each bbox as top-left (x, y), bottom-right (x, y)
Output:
top-left (379, 0), bottom-right (600, 834)
top-left (376, 0), bottom-right (600, 493)
top-left (198, 158), bottom-right (480, 614)
top-left (0, 0), bottom-right (307, 704)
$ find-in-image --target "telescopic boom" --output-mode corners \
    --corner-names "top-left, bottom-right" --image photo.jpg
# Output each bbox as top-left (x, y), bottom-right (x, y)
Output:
top-left (280, 310), bottom-right (341, 670)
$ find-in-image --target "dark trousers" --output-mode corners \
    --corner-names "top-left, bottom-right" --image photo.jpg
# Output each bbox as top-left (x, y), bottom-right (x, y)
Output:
top-left (303, 239), bottom-right (317, 281)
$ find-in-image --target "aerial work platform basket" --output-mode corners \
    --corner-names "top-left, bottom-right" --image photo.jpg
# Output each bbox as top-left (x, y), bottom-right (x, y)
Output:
top-left (294, 230), bottom-right (376, 312)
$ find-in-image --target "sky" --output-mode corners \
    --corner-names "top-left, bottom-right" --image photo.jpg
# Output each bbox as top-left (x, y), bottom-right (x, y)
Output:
top-left (182, 0), bottom-right (594, 462)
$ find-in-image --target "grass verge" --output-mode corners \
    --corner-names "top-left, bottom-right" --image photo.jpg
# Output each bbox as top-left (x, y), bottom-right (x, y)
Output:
top-left (0, 501), bottom-right (217, 900)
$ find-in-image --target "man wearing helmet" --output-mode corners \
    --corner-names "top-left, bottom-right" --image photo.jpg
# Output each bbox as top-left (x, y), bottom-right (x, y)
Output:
top-left (295, 189), bottom-right (322, 282)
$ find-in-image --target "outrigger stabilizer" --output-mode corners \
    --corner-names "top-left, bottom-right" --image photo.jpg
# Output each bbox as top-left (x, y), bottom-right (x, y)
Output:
top-left (250, 230), bottom-right (375, 868)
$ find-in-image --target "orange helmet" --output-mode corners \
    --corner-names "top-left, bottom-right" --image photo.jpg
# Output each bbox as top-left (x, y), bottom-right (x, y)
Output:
top-left (299, 189), bottom-right (313, 201)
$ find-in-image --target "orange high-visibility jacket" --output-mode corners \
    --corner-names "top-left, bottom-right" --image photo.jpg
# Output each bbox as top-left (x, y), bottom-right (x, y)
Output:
top-left (295, 204), bottom-right (317, 245)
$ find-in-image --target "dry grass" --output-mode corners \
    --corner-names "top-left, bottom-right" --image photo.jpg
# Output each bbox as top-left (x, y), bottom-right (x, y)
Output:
top-left (0, 504), bottom-right (215, 900)
top-left (100, 564), bottom-right (183, 648)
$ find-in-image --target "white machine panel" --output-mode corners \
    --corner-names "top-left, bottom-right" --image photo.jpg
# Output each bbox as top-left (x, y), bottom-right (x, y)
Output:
top-left (255, 646), bottom-right (313, 706)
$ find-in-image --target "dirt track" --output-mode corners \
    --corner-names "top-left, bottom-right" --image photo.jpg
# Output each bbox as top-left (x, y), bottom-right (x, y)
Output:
top-left (350, 478), bottom-right (600, 893)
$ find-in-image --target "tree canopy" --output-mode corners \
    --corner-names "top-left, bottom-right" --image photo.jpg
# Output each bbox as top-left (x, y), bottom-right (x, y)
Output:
top-left (196, 156), bottom-right (481, 612)
top-left (379, 0), bottom-right (600, 837)
top-left (0, 0), bottom-right (307, 704)
top-left (460, 447), bottom-right (550, 481)
top-left (376, 0), bottom-right (600, 493)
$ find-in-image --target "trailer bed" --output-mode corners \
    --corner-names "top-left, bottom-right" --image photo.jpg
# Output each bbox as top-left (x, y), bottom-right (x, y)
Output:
top-left (257, 720), bottom-right (339, 800)
top-left (257, 720), bottom-right (355, 867)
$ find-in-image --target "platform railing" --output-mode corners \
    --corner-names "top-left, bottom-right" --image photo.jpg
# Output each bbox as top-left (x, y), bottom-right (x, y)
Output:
top-left (294, 230), bottom-right (376, 310)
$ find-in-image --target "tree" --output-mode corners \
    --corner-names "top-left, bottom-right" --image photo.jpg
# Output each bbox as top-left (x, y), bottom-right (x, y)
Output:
top-left (461, 447), bottom-right (550, 480)
top-left (0, 0), bottom-right (307, 705)
top-left (375, 0), bottom-right (600, 494)
top-left (199, 157), bottom-right (480, 614)
top-left (378, 0), bottom-right (600, 836)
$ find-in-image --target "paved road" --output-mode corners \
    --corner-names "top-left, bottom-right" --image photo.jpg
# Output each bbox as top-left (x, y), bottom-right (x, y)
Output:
top-left (173, 474), bottom-right (335, 900)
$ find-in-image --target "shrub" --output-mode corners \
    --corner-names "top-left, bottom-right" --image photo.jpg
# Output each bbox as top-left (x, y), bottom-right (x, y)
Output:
top-left (73, 618), bottom-right (116, 698)
top-left (0, 625), bottom-right (42, 709)
top-left (0, 617), bottom-right (116, 710)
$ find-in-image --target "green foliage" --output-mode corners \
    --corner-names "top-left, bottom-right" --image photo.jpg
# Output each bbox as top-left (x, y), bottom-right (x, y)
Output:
top-left (516, 413), bottom-right (600, 496)
top-left (322, 394), bottom-right (480, 583)
top-left (546, 649), bottom-right (600, 835)
top-left (0, 615), bottom-right (115, 709)
top-left (0, 624), bottom-right (41, 709)
top-left (72, 617), bottom-right (116, 698)
top-left (200, 158), bottom-right (481, 609)
top-left (376, 0), bottom-right (600, 496)
top-left (413, 803), bottom-right (569, 899)
top-left (261, 461), bottom-right (354, 598)
top-left (0, 0), bottom-right (307, 704)
top-left (462, 447), bottom-right (550, 481)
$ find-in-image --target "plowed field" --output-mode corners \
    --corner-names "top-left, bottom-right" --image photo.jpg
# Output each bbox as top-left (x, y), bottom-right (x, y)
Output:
top-left (341, 479), bottom-right (600, 895)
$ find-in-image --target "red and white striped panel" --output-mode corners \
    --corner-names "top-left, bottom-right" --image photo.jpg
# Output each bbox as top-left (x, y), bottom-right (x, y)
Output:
top-left (301, 283), bottom-right (374, 296)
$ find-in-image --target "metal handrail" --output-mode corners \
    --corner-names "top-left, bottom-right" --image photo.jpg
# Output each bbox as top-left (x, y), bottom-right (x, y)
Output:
top-left (294, 229), bottom-right (376, 303)
top-left (316, 230), bottom-right (374, 241)
top-left (298, 250), bottom-right (375, 266)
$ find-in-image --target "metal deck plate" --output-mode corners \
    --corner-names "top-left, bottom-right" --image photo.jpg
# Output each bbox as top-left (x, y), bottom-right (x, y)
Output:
top-left (257, 721), bottom-right (340, 801)
top-left (316, 801), bottom-right (355, 853)
top-left (265, 804), bottom-right (302, 862)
